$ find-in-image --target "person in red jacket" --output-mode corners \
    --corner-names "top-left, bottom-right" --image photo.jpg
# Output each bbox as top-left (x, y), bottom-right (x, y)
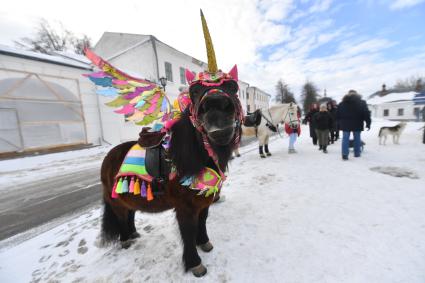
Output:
top-left (285, 108), bottom-right (301, 153)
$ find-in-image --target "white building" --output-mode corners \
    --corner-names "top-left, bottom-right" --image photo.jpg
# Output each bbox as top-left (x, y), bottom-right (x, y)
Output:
top-left (367, 91), bottom-right (422, 121)
top-left (246, 86), bottom-right (271, 112)
top-left (0, 45), bottom-right (104, 154)
top-left (238, 80), bottom-right (249, 113)
top-left (0, 33), bottom-right (273, 154)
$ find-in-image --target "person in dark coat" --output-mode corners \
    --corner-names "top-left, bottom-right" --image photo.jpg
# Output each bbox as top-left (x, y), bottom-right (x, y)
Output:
top-left (327, 100), bottom-right (339, 143)
top-left (313, 104), bottom-right (334, 153)
top-left (303, 103), bottom-right (319, 145)
top-left (336, 90), bottom-right (371, 160)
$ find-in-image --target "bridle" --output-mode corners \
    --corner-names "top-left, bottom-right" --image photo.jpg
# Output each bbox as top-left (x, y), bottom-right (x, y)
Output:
top-left (186, 84), bottom-right (244, 180)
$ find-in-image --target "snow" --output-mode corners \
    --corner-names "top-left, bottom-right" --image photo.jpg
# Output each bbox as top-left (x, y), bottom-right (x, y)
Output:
top-left (0, 44), bottom-right (91, 69)
top-left (1, 120), bottom-right (425, 282)
top-left (367, 91), bottom-right (418, 105)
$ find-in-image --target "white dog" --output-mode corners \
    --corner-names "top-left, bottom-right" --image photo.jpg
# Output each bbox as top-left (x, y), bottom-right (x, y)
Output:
top-left (378, 122), bottom-right (407, 145)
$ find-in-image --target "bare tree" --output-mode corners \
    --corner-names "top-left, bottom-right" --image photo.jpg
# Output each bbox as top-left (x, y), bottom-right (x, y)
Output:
top-left (301, 81), bottom-right (318, 114)
top-left (275, 79), bottom-right (296, 104)
top-left (14, 19), bottom-right (91, 54)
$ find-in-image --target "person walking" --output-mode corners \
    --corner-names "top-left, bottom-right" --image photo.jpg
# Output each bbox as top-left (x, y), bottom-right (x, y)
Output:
top-left (303, 103), bottom-right (319, 145)
top-left (327, 100), bottom-right (339, 143)
top-left (313, 104), bottom-right (333, 153)
top-left (336, 90), bottom-right (371, 160)
top-left (285, 109), bottom-right (301, 153)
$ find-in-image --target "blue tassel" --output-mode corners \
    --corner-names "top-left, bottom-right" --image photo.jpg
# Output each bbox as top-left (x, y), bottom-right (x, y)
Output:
top-left (122, 178), bottom-right (129, 193)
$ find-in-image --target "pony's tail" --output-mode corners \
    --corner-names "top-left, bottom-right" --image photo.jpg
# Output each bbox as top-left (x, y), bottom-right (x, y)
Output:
top-left (101, 201), bottom-right (121, 245)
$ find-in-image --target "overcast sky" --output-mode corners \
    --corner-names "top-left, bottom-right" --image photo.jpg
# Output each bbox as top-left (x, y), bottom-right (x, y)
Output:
top-left (1, 0), bottom-right (424, 100)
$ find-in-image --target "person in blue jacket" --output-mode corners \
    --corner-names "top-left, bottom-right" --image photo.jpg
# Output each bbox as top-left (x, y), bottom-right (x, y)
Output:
top-left (336, 90), bottom-right (371, 160)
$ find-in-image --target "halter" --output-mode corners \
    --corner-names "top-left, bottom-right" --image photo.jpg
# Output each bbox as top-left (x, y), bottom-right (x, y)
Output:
top-left (187, 85), bottom-right (243, 180)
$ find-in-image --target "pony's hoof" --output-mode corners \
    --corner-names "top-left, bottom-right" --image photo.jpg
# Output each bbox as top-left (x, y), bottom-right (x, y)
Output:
top-left (260, 154), bottom-right (266, 158)
top-left (120, 239), bottom-right (134, 249)
top-left (130, 231), bottom-right (141, 239)
top-left (199, 241), bottom-right (214, 252)
top-left (236, 154), bottom-right (241, 157)
top-left (266, 152), bottom-right (272, 156)
top-left (190, 264), bottom-right (207, 277)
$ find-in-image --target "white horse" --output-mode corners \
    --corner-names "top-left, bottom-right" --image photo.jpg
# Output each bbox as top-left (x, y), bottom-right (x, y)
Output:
top-left (235, 103), bottom-right (299, 158)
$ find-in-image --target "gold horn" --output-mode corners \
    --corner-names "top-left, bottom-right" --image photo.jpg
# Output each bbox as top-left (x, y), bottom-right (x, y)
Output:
top-left (200, 9), bottom-right (218, 73)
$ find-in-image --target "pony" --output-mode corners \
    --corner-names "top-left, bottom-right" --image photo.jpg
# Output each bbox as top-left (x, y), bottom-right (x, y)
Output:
top-left (235, 103), bottom-right (299, 158)
top-left (100, 78), bottom-right (241, 278)
top-left (92, 11), bottom-right (244, 277)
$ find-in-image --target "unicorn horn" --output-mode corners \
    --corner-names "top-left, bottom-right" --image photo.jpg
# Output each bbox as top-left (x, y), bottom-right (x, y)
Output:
top-left (200, 9), bottom-right (218, 73)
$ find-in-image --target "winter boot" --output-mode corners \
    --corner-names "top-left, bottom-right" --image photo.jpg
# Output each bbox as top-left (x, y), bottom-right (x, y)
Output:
top-left (323, 146), bottom-right (328, 153)
top-left (342, 155), bottom-right (348, 160)
top-left (318, 145), bottom-right (323, 150)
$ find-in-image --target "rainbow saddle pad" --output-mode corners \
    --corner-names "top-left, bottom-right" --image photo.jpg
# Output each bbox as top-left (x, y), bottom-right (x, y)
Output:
top-left (112, 144), bottom-right (224, 200)
top-left (112, 143), bottom-right (160, 201)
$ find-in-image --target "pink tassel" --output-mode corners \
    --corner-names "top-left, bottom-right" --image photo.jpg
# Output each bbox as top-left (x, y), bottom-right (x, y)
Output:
top-left (129, 177), bottom-right (135, 193)
top-left (111, 181), bottom-right (118, 199)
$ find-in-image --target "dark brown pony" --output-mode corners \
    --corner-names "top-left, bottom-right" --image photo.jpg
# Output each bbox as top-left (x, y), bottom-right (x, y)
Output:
top-left (100, 83), bottom-right (239, 277)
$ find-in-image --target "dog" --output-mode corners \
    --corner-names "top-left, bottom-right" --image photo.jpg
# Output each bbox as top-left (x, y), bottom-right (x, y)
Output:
top-left (349, 139), bottom-right (365, 152)
top-left (378, 122), bottom-right (407, 145)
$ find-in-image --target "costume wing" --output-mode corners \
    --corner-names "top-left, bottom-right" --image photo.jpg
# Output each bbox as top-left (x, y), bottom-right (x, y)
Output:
top-left (84, 48), bottom-right (171, 126)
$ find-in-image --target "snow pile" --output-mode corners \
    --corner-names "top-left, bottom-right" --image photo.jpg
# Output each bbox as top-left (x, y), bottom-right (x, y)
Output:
top-left (0, 120), bottom-right (424, 282)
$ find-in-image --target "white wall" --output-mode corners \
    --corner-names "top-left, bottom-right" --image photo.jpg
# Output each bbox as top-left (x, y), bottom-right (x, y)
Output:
top-left (369, 101), bottom-right (418, 121)
top-left (246, 87), bottom-right (270, 112)
top-left (238, 80), bottom-right (249, 113)
top-left (156, 40), bottom-right (207, 102)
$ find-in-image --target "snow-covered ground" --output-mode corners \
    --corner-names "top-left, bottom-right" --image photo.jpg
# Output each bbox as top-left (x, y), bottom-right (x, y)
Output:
top-left (0, 120), bottom-right (424, 283)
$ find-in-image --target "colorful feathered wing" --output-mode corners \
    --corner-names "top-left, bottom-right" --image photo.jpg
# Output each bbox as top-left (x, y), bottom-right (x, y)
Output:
top-left (83, 48), bottom-right (172, 126)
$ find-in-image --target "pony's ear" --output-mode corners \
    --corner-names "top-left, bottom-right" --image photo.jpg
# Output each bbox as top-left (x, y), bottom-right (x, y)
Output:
top-left (228, 65), bottom-right (238, 81)
top-left (185, 69), bottom-right (195, 84)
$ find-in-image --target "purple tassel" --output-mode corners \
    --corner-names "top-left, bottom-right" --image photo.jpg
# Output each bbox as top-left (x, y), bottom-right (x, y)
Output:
top-left (141, 181), bottom-right (147, 197)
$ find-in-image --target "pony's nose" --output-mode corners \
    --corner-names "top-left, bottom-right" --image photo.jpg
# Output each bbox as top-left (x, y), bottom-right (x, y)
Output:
top-left (201, 94), bottom-right (231, 112)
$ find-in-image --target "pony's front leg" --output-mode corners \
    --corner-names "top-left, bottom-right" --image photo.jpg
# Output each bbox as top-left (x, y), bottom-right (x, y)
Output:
top-left (197, 207), bottom-right (213, 252)
top-left (176, 208), bottom-right (206, 277)
top-left (264, 135), bottom-right (271, 156)
top-left (259, 145), bottom-right (266, 158)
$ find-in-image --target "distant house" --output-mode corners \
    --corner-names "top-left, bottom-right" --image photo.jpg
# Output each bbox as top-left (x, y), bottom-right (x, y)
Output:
top-left (367, 91), bottom-right (422, 121)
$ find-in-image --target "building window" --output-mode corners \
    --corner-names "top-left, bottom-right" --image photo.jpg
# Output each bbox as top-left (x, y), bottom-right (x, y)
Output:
top-left (165, 62), bottom-right (173, 82)
top-left (246, 92), bottom-right (249, 99)
top-left (383, 109), bottom-right (389, 116)
top-left (398, 108), bottom-right (404, 116)
top-left (179, 67), bottom-right (186, 84)
top-left (247, 105), bottom-right (250, 112)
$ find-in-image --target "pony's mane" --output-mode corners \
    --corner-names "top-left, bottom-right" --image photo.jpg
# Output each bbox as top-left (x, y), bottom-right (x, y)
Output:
top-left (169, 109), bottom-right (233, 177)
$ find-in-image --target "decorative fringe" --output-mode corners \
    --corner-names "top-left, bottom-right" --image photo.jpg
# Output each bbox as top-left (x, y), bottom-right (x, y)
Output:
top-left (111, 181), bottom-right (118, 199)
top-left (129, 177), bottom-right (135, 193)
top-left (122, 178), bottom-right (129, 193)
top-left (141, 181), bottom-right (147, 197)
top-left (147, 183), bottom-right (154, 201)
top-left (134, 178), bottom-right (141, 195)
top-left (116, 178), bottom-right (123, 194)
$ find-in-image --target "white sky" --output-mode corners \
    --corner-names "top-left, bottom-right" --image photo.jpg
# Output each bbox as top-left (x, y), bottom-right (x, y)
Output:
top-left (1, 0), bottom-right (424, 100)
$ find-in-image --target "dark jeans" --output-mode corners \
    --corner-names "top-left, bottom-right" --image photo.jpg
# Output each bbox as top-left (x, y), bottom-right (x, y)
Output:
top-left (316, 129), bottom-right (329, 147)
top-left (342, 131), bottom-right (361, 157)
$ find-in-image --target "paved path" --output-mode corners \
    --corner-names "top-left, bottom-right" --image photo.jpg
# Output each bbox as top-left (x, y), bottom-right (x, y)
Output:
top-left (0, 168), bottom-right (101, 241)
